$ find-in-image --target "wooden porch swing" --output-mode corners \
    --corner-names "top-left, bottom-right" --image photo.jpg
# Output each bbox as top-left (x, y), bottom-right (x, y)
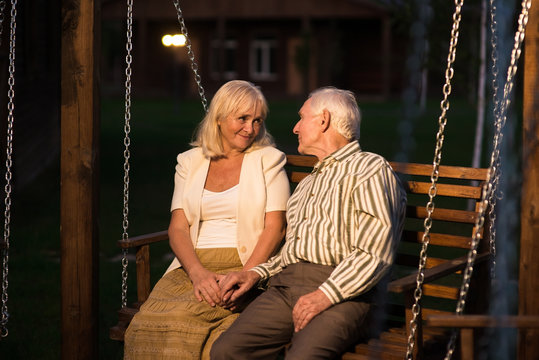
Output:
top-left (104, 1), bottom-right (539, 360)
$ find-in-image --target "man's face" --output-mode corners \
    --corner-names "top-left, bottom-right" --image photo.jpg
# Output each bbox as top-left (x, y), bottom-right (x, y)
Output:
top-left (293, 99), bottom-right (322, 155)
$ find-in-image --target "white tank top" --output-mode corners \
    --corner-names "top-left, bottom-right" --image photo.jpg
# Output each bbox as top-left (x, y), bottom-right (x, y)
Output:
top-left (196, 184), bottom-right (238, 249)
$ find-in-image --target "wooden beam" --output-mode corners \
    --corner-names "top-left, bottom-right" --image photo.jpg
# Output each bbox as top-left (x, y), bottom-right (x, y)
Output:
top-left (60, 1), bottom-right (100, 359)
top-left (519, 1), bottom-right (539, 359)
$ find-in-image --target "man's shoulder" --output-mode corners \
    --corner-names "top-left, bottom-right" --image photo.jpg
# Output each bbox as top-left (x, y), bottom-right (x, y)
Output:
top-left (348, 151), bottom-right (389, 170)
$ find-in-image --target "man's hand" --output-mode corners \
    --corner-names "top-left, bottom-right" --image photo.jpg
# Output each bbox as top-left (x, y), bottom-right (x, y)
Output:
top-left (218, 270), bottom-right (260, 306)
top-left (292, 289), bottom-right (332, 332)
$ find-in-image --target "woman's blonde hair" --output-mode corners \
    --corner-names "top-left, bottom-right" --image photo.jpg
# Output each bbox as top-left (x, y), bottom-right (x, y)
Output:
top-left (191, 80), bottom-right (274, 158)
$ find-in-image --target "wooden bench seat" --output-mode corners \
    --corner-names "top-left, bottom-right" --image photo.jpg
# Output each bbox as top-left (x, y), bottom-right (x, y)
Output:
top-left (110, 155), bottom-right (492, 360)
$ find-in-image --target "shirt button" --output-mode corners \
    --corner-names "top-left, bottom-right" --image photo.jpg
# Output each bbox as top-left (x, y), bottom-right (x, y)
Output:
top-left (310, 193), bottom-right (314, 197)
top-left (296, 236), bottom-right (300, 240)
top-left (240, 246), bottom-right (247, 253)
top-left (303, 216), bottom-right (307, 220)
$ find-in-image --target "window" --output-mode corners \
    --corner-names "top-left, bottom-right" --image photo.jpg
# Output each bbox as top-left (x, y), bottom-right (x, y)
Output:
top-left (250, 38), bottom-right (277, 80)
top-left (210, 39), bottom-right (238, 79)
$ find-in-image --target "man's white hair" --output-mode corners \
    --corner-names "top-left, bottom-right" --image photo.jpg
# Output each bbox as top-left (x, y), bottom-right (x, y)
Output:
top-left (308, 87), bottom-right (361, 140)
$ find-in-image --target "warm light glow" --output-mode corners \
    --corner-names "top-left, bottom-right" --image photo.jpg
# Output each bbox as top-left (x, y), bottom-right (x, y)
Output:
top-left (162, 34), bottom-right (173, 46)
top-left (162, 34), bottom-right (186, 47)
top-left (172, 34), bottom-right (187, 46)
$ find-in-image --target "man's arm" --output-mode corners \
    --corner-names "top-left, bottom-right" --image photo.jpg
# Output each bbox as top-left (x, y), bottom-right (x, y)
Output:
top-left (320, 165), bottom-right (406, 304)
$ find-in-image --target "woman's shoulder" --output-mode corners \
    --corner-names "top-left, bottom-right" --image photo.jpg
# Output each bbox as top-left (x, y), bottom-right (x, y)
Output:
top-left (177, 147), bottom-right (204, 161)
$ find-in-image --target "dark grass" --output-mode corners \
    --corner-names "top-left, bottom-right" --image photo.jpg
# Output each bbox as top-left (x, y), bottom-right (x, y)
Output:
top-left (1, 96), bottom-right (495, 359)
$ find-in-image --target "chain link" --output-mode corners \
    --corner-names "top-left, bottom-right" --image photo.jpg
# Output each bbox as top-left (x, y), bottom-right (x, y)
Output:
top-left (120, 0), bottom-right (134, 309)
top-left (443, 1), bottom-right (532, 359)
top-left (405, 1), bottom-right (464, 358)
top-left (173, 0), bottom-right (208, 113)
top-left (0, 0), bottom-right (6, 47)
top-left (1, 0), bottom-right (16, 339)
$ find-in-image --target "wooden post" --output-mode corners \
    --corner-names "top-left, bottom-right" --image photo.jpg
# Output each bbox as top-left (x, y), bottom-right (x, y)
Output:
top-left (519, 2), bottom-right (539, 359)
top-left (60, 1), bottom-right (100, 359)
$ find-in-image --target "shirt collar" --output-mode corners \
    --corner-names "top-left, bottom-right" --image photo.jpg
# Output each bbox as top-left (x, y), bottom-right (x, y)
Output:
top-left (312, 141), bottom-right (361, 173)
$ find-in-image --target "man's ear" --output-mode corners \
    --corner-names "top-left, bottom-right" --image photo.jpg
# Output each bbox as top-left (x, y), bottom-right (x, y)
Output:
top-left (320, 109), bottom-right (331, 132)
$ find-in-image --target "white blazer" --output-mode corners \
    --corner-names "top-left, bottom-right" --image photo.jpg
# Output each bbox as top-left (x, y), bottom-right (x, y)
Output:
top-left (165, 146), bottom-right (290, 273)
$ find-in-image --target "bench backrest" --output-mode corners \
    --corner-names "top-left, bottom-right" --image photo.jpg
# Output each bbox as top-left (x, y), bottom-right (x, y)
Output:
top-left (285, 155), bottom-right (491, 325)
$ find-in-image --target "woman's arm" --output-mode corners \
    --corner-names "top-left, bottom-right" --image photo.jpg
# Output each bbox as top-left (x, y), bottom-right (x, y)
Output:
top-left (241, 210), bottom-right (286, 270)
top-left (168, 209), bottom-right (222, 306)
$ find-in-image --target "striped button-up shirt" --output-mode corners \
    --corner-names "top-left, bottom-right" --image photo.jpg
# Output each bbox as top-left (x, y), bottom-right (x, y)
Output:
top-left (251, 141), bottom-right (407, 304)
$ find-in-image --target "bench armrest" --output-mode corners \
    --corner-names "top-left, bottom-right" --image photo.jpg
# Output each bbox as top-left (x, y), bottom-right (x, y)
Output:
top-left (116, 230), bottom-right (170, 303)
top-left (388, 252), bottom-right (490, 293)
top-left (117, 230), bottom-right (169, 248)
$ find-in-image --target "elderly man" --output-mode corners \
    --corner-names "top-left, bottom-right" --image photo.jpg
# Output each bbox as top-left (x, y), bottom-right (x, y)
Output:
top-left (210, 87), bottom-right (407, 359)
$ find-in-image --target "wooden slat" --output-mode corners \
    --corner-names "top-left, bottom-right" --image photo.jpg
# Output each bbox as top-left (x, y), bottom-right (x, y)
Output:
top-left (288, 170), bottom-right (309, 184)
top-left (394, 254), bottom-right (459, 270)
top-left (389, 162), bottom-right (489, 181)
top-left (289, 173), bottom-right (484, 200)
top-left (286, 154), bottom-right (317, 167)
top-left (118, 230), bottom-right (168, 248)
top-left (423, 283), bottom-right (459, 300)
top-left (401, 230), bottom-right (471, 249)
top-left (407, 205), bottom-right (478, 224)
top-left (287, 157), bottom-right (490, 182)
top-left (354, 342), bottom-right (405, 360)
top-left (405, 181), bottom-right (482, 199)
top-left (422, 308), bottom-right (453, 321)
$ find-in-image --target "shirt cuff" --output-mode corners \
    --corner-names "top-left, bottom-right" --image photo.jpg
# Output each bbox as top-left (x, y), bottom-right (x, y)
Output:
top-left (319, 279), bottom-right (346, 305)
top-left (250, 266), bottom-right (270, 281)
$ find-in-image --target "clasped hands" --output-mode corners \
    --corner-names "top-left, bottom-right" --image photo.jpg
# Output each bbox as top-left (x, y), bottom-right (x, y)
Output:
top-left (192, 269), bottom-right (332, 332)
top-left (190, 268), bottom-right (259, 310)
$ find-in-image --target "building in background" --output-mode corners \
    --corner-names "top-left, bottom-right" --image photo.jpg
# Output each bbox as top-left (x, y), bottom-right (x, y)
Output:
top-left (101, 0), bottom-right (407, 99)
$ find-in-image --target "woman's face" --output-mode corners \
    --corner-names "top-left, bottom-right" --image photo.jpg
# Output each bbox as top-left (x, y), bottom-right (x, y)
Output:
top-left (218, 103), bottom-right (264, 154)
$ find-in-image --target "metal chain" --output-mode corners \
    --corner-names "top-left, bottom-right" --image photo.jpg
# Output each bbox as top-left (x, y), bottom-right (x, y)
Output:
top-left (404, 1), bottom-right (464, 358)
top-left (486, 0), bottom-right (502, 281)
top-left (0, 0), bottom-right (6, 47)
top-left (443, 1), bottom-right (532, 359)
top-left (118, 0), bottom-right (208, 309)
top-left (120, 0), bottom-right (134, 309)
top-left (172, 0), bottom-right (208, 113)
top-left (1, 0), bottom-right (16, 339)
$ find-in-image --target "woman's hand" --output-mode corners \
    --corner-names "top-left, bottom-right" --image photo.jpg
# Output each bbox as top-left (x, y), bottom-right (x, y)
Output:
top-left (189, 267), bottom-right (225, 307)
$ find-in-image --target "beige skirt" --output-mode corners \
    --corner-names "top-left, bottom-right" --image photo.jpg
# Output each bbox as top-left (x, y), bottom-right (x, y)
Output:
top-left (124, 248), bottom-right (245, 360)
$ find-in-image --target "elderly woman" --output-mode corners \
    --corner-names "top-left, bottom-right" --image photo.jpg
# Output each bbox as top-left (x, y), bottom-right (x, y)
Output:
top-left (124, 80), bottom-right (290, 359)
